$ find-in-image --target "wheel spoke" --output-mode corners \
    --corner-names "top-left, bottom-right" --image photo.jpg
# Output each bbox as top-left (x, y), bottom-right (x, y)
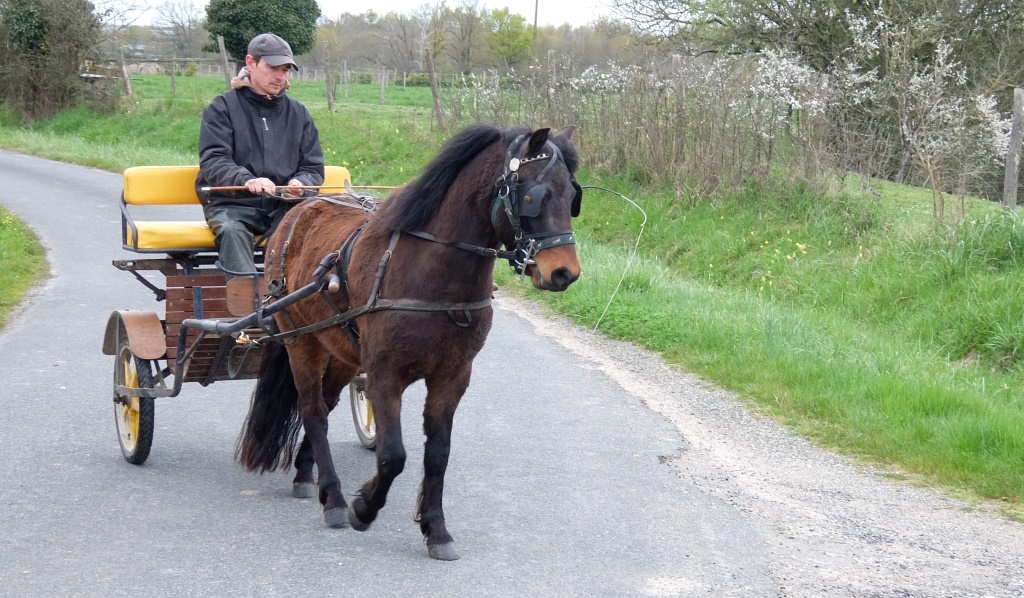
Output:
top-left (350, 377), bottom-right (376, 449)
top-left (363, 397), bottom-right (374, 431)
top-left (125, 361), bottom-right (138, 388)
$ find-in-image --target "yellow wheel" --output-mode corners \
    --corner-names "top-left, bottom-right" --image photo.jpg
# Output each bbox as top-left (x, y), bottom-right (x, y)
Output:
top-left (113, 331), bottom-right (155, 464)
top-left (349, 374), bottom-right (376, 450)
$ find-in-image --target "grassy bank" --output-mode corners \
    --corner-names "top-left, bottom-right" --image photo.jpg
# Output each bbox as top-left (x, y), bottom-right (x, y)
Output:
top-left (528, 181), bottom-right (1024, 508)
top-left (1, 74), bottom-right (1022, 517)
top-left (0, 205), bottom-right (47, 329)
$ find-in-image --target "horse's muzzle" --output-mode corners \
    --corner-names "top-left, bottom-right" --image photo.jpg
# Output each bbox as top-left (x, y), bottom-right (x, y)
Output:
top-left (529, 245), bottom-right (581, 292)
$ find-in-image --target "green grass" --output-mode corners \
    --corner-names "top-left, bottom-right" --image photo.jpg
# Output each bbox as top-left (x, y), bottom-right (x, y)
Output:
top-left (0, 206), bottom-right (48, 329)
top-left (514, 170), bottom-right (1024, 513)
top-left (3, 74), bottom-right (1024, 517)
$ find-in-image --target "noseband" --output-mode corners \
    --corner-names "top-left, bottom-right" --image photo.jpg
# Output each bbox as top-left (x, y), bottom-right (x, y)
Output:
top-left (490, 134), bottom-right (578, 274)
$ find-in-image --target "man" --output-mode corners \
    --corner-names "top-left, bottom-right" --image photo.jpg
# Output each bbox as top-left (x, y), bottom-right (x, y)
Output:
top-left (196, 32), bottom-right (324, 280)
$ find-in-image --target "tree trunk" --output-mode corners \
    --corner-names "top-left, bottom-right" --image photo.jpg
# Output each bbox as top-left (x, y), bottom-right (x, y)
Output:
top-left (1003, 88), bottom-right (1024, 210)
top-left (325, 60), bottom-right (335, 113)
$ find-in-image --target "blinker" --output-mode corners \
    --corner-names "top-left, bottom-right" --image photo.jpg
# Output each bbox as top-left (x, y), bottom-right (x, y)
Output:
top-left (516, 181), bottom-right (547, 218)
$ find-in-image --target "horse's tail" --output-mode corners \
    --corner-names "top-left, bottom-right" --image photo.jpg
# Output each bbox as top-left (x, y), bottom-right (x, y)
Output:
top-left (235, 327), bottom-right (302, 473)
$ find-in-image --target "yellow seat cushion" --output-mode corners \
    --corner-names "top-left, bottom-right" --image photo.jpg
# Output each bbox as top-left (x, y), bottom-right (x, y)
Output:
top-left (126, 221), bottom-right (216, 250)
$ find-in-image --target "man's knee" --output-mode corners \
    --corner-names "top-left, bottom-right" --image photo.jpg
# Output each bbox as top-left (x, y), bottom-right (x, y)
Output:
top-left (209, 217), bottom-right (250, 238)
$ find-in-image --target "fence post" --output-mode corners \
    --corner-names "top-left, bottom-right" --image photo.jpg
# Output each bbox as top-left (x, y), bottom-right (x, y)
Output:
top-left (117, 47), bottom-right (134, 97)
top-left (217, 36), bottom-right (232, 91)
top-left (1003, 87), bottom-right (1024, 210)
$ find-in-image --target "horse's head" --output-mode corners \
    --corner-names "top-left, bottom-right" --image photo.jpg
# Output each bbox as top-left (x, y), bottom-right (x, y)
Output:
top-left (492, 126), bottom-right (583, 292)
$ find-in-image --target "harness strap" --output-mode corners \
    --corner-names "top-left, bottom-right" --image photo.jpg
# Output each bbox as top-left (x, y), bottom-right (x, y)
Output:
top-left (403, 229), bottom-right (515, 261)
top-left (261, 229), bottom-right (491, 344)
top-left (266, 194), bottom-right (375, 298)
top-left (261, 296), bottom-right (494, 343)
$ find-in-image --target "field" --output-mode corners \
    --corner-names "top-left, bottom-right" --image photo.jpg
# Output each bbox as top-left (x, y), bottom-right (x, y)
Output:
top-left (1, 74), bottom-right (1022, 517)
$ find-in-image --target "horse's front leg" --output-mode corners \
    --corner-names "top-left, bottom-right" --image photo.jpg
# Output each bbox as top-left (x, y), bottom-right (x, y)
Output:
top-left (416, 368), bottom-right (470, 561)
top-left (348, 374), bottom-right (406, 532)
top-left (290, 343), bottom-right (348, 527)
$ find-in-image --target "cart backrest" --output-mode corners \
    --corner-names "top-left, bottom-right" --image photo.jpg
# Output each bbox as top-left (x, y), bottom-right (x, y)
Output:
top-left (122, 166), bottom-right (203, 205)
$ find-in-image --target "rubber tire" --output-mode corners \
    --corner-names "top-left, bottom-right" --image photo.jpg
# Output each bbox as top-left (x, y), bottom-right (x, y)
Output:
top-left (114, 331), bottom-right (156, 465)
top-left (349, 374), bottom-right (376, 450)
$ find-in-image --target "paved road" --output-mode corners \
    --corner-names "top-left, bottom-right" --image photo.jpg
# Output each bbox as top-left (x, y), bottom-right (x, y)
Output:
top-left (1, 150), bottom-right (1022, 597)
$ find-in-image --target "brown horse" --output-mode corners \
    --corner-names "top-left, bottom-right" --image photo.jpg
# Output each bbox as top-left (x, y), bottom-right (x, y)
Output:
top-left (236, 124), bottom-right (583, 560)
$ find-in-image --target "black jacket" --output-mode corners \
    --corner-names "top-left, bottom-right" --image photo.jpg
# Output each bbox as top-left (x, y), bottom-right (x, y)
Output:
top-left (196, 87), bottom-right (324, 214)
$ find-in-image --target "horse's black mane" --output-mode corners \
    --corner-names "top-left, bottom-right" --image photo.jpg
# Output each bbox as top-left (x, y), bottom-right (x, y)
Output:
top-left (378, 124), bottom-right (579, 234)
top-left (379, 123), bottom-right (503, 233)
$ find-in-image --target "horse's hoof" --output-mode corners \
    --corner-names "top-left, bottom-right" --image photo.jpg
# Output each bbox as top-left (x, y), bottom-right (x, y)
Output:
top-left (292, 483), bottom-right (317, 499)
top-left (427, 542), bottom-right (460, 561)
top-left (347, 504), bottom-right (371, 532)
top-left (324, 508), bottom-right (349, 528)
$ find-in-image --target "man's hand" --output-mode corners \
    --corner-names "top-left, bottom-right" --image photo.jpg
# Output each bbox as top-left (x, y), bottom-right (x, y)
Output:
top-left (281, 178), bottom-right (305, 199)
top-left (245, 177), bottom-right (276, 195)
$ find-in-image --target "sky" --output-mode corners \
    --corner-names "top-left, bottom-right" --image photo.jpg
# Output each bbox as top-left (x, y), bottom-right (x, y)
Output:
top-left (315, 0), bottom-right (612, 27)
top-left (136, 1), bottom-right (612, 31)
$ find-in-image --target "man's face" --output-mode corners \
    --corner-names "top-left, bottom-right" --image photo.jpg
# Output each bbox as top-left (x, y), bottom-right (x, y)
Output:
top-left (245, 56), bottom-right (291, 97)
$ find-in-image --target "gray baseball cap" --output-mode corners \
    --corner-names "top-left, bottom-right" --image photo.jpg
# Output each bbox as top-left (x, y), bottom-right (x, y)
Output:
top-left (247, 33), bottom-right (298, 70)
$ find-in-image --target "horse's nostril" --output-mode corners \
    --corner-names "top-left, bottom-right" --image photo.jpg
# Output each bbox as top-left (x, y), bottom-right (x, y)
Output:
top-left (550, 267), bottom-right (579, 289)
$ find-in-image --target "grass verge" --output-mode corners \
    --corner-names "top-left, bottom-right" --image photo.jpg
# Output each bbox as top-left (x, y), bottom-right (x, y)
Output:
top-left (0, 206), bottom-right (48, 329)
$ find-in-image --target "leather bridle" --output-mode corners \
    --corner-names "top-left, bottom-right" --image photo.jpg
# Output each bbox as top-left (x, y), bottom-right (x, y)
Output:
top-left (486, 133), bottom-right (579, 274)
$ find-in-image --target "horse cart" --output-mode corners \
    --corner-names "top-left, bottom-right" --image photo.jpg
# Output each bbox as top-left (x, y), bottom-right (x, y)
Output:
top-left (101, 164), bottom-right (377, 465)
top-left (100, 126), bottom-right (583, 559)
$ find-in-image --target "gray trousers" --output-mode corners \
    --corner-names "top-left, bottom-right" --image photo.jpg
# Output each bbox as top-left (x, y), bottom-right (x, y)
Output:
top-left (206, 205), bottom-right (276, 281)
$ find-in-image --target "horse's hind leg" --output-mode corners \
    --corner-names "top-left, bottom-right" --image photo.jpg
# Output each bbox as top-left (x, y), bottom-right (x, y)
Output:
top-left (288, 339), bottom-right (349, 527)
top-left (292, 355), bottom-right (354, 499)
top-left (348, 373), bottom-right (407, 532)
top-left (292, 435), bottom-right (316, 498)
top-left (416, 368), bottom-right (471, 561)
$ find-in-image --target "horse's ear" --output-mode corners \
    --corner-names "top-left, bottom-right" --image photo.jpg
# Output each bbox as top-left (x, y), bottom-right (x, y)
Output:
top-left (526, 128), bottom-right (551, 154)
top-left (554, 125), bottom-right (576, 140)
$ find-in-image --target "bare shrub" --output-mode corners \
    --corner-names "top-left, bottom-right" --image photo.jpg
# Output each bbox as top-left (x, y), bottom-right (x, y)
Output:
top-left (455, 50), bottom-right (834, 201)
top-left (449, 10), bottom-right (1008, 212)
top-left (0, 0), bottom-right (101, 120)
